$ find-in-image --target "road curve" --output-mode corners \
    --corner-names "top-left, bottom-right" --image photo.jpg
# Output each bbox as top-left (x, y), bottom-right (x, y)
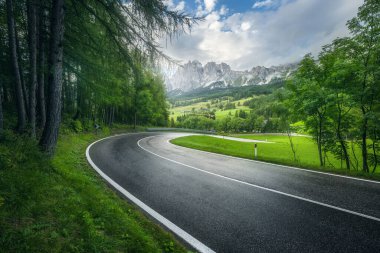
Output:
top-left (87, 132), bottom-right (380, 253)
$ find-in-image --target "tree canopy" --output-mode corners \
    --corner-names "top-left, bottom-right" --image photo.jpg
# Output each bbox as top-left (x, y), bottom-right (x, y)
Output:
top-left (0, 0), bottom-right (194, 153)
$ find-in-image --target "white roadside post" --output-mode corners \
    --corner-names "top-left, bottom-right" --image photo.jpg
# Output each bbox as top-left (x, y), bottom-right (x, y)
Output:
top-left (254, 143), bottom-right (257, 159)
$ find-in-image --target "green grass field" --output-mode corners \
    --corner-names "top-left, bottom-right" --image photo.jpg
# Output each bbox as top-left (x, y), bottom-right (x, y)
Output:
top-left (0, 129), bottom-right (189, 252)
top-left (171, 134), bottom-right (380, 180)
top-left (169, 97), bottom-right (251, 121)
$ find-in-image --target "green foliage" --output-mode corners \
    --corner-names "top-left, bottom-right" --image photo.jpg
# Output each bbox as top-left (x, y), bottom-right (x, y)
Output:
top-left (0, 0), bottom-right (191, 149)
top-left (287, 0), bottom-right (380, 172)
top-left (71, 120), bottom-right (83, 133)
top-left (0, 130), bottom-right (189, 252)
top-left (224, 102), bottom-right (236, 110)
top-left (168, 80), bottom-right (285, 103)
top-left (134, 71), bottom-right (169, 126)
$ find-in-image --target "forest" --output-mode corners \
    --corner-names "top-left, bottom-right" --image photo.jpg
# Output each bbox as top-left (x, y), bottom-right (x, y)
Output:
top-left (0, 0), bottom-right (378, 251)
top-left (0, 0), bottom-right (192, 154)
top-left (173, 0), bottom-right (380, 173)
top-left (0, 0), bottom-right (378, 173)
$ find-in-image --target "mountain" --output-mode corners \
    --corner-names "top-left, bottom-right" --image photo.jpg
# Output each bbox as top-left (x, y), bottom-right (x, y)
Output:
top-left (166, 60), bottom-right (298, 92)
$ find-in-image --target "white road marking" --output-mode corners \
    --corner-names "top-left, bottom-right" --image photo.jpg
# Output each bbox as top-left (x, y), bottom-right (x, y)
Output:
top-left (86, 134), bottom-right (216, 253)
top-left (139, 136), bottom-right (380, 222)
top-left (165, 136), bottom-right (380, 185)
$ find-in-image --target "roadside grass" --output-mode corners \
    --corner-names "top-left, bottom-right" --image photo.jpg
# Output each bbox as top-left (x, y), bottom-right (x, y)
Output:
top-left (170, 135), bottom-right (380, 181)
top-left (0, 129), bottom-right (190, 253)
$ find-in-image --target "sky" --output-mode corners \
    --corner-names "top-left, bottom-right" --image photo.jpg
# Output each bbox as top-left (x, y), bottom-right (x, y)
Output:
top-left (160, 0), bottom-right (364, 70)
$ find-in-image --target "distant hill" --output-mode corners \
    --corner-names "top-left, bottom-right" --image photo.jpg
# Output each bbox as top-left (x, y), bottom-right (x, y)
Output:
top-left (165, 60), bottom-right (298, 92)
top-left (167, 79), bottom-right (286, 103)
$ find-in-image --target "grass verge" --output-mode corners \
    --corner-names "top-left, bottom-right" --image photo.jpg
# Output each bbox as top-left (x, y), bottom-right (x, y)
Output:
top-left (170, 135), bottom-right (380, 181)
top-left (0, 129), bottom-right (190, 252)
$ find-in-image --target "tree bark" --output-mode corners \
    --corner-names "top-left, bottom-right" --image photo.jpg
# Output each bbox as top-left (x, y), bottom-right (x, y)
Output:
top-left (0, 85), bottom-right (3, 132)
top-left (317, 114), bottom-right (324, 167)
top-left (39, 0), bottom-right (65, 154)
top-left (36, 2), bottom-right (46, 129)
top-left (27, 0), bottom-right (38, 138)
top-left (361, 110), bottom-right (369, 172)
top-left (335, 99), bottom-right (350, 170)
top-left (15, 25), bottom-right (29, 112)
top-left (372, 135), bottom-right (378, 174)
top-left (37, 30), bottom-right (46, 129)
top-left (337, 134), bottom-right (350, 170)
top-left (6, 0), bottom-right (27, 131)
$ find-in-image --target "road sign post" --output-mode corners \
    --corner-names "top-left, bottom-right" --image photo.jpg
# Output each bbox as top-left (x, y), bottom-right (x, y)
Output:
top-left (254, 143), bottom-right (257, 159)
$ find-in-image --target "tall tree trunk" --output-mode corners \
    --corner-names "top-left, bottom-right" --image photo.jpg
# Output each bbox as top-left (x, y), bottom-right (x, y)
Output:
top-left (37, 2), bottom-right (46, 129)
top-left (6, 0), bottom-right (27, 131)
top-left (15, 25), bottom-right (29, 112)
top-left (372, 135), bottom-right (378, 174)
top-left (0, 85), bottom-right (3, 132)
top-left (39, 0), bottom-right (65, 154)
top-left (336, 102), bottom-right (350, 170)
top-left (27, 0), bottom-right (38, 138)
top-left (37, 35), bottom-right (46, 128)
top-left (361, 110), bottom-right (369, 172)
top-left (337, 135), bottom-right (350, 170)
top-left (317, 114), bottom-right (324, 167)
top-left (134, 111), bottom-right (137, 129)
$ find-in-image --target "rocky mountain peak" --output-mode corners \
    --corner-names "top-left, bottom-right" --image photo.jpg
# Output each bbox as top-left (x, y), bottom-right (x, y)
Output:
top-left (167, 60), bottom-right (298, 92)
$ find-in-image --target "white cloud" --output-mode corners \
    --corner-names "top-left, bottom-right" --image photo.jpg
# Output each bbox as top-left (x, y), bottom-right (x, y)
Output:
top-left (195, 0), bottom-right (218, 16)
top-left (161, 0), bottom-right (364, 70)
top-left (175, 1), bottom-right (185, 11)
top-left (253, 0), bottom-right (274, 9)
top-left (241, 22), bottom-right (251, 31)
top-left (204, 0), bottom-right (217, 12)
top-left (219, 5), bottom-right (228, 16)
top-left (163, 0), bottom-right (185, 12)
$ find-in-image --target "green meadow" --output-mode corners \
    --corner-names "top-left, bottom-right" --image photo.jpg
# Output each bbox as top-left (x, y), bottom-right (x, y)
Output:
top-left (169, 97), bottom-right (251, 121)
top-left (171, 134), bottom-right (380, 180)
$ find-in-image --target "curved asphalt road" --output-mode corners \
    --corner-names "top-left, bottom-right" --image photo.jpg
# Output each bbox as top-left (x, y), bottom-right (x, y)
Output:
top-left (88, 132), bottom-right (380, 252)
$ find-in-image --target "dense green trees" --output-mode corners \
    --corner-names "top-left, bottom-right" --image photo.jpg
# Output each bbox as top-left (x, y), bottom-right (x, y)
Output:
top-left (0, 0), bottom-right (192, 153)
top-left (175, 96), bottom-right (288, 134)
top-left (174, 0), bottom-right (379, 174)
top-left (288, 0), bottom-right (380, 173)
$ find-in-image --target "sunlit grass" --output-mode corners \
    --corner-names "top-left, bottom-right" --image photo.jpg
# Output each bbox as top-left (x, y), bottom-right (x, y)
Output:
top-left (171, 134), bottom-right (379, 180)
top-left (169, 97), bottom-right (251, 121)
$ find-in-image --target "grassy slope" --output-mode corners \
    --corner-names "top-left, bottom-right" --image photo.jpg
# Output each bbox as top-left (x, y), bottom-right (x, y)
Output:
top-left (171, 135), bottom-right (380, 181)
top-left (169, 97), bottom-right (251, 121)
top-left (0, 130), bottom-right (189, 253)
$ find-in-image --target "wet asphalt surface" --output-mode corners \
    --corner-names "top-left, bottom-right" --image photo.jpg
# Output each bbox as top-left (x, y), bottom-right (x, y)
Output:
top-left (88, 132), bottom-right (380, 252)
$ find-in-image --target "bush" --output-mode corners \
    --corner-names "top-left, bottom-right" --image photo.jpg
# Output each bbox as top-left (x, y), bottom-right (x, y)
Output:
top-left (71, 120), bottom-right (83, 133)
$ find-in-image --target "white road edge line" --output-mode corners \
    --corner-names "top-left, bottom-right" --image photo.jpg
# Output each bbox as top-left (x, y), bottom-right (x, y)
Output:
top-left (139, 136), bottom-right (380, 222)
top-left (86, 134), bottom-right (216, 253)
top-left (166, 137), bottom-right (380, 185)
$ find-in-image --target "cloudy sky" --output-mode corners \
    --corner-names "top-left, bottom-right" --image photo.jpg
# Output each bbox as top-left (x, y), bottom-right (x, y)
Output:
top-left (160, 0), bottom-right (364, 70)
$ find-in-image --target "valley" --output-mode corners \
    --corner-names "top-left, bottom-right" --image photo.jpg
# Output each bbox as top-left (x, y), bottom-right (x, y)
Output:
top-left (167, 80), bottom-right (294, 134)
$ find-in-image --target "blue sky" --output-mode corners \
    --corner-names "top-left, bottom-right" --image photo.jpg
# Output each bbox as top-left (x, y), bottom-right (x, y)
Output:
top-left (161, 0), bottom-right (363, 70)
top-left (183, 0), bottom-right (295, 14)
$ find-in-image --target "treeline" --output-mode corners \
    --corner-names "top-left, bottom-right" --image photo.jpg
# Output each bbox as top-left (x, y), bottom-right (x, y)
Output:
top-left (287, 0), bottom-right (380, 173)
top-left (0, 0), bottom-right (192, 153)
top-left (174, 93), bottom-right (288, 133)
top-left (168, 80), bottom-right (285, 105)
